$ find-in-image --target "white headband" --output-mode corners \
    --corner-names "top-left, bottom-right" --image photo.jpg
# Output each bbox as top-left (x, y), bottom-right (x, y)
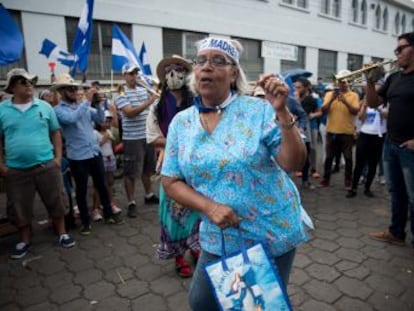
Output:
top-left (198, 37), bottom-right (240, 64)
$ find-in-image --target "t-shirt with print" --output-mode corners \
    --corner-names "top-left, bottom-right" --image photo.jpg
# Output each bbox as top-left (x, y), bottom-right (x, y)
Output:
top-left (115, 85), bottom-right (149, 140)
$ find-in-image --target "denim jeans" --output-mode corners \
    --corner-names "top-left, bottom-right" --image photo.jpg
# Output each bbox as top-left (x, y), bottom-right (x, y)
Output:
top-left (383, 139), bottom-right (414, 245)
top-left (188, 248), bottom-right (296, 311)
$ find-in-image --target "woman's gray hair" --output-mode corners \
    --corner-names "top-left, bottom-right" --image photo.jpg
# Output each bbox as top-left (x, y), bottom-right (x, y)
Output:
top-left (188, 38), bottom-right (248, 96)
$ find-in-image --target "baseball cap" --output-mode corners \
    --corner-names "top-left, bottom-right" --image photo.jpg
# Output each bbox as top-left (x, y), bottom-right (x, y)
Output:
top-left (122, 63), bottom-right (140, 74)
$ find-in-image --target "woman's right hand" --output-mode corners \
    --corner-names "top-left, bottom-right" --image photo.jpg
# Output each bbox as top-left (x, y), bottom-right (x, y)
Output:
top-left (207, 203), bottom-right (240, 229)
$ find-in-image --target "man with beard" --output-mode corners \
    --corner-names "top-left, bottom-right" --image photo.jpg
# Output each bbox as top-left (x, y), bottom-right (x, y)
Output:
top-left (53, 74), bottom-right (124, 235)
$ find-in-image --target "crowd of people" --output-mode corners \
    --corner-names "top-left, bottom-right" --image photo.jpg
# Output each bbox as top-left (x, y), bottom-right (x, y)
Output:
top-left (0, 31), bottom-right (413, 310)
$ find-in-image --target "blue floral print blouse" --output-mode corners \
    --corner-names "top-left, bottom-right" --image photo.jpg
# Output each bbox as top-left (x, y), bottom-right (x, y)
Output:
top-left (161, 95), bottom-right (311, 257)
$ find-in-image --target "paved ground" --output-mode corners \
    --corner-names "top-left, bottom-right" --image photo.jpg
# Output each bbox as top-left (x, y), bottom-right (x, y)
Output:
top-left (0, 169), bottom-right (413, 310)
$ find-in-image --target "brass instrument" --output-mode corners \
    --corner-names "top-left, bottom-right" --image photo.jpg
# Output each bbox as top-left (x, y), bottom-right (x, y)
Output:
top-left (334, 59), bottom-right (397, 85)
top-left (136, 80), bottom-right (161, 97)
top-left (101, 81), bottom-right (161, 97)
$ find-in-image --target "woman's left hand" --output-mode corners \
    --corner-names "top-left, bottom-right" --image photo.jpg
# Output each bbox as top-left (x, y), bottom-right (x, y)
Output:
top-left (258, 73), bottom-right (290, 112)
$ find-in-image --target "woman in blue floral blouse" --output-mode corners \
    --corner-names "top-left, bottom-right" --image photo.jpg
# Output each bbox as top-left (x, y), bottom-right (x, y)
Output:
top-left (161, 37), bottom-right (311, 311)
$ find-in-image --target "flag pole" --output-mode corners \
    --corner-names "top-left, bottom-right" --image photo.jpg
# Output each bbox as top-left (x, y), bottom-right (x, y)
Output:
top-left (111, 69), bottom-right (114, 92)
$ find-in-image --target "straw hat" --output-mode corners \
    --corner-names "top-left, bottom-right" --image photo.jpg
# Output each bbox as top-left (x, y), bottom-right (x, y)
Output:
top-left (156, 55), bottom-right (192, 82)
top-left (50, 74), bottom-right (80, 91)
top-left (4, 68), bottom-right (38, 94)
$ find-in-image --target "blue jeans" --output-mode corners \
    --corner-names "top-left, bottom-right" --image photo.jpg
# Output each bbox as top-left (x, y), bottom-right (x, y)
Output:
top-left (188, 248), bottom-right (296, 311)
top-left (383, 139), bottom-right (414, 245)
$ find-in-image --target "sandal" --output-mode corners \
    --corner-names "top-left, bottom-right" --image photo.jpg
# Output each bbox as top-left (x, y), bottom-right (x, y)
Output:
top-left (175, 256), bottom-right (193, 278)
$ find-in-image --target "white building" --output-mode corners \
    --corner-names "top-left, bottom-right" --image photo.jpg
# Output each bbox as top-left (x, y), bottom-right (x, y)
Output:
top-left (1, 0), bottom-right (414, 84)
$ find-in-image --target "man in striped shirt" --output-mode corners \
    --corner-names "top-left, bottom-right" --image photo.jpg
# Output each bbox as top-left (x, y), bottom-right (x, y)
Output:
top-left (116, 64), bottom-right (159, 218)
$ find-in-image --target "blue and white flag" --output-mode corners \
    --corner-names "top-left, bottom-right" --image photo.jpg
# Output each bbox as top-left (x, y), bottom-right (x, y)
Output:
top-left (70, 0), bottom-right (94, 77)
top-left (39, 39), bottom-right (76, 67)
top-left (0, 4), bottom-right (24, 66)
top-left (111, 24), bottom-right (142, 71)
top-left (138, 42), bottom-right (152, 76)
top-left (112, 24), bottom-right (153, 88)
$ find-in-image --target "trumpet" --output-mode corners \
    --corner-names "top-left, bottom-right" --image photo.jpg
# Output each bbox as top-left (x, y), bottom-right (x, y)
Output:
top-left (101, 81), bottom-right (161, 98)
top-left (334, 59), bottom-right (397, 84)
top-left (136, 80), bottom-right (161, 97)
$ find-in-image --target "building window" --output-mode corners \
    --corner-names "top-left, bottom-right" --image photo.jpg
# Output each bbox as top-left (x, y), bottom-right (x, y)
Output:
top-left (351, 0), bottom-right (358, 23)
top-left (394, 12), bottom-right (400, 35)
top-left (0, 10), bottom-right (27, 81)
top-left (282, 0), bottom-right (307, 8)
top-left (332, 0), bottom-right (341, 18)
top-left (401, 14), bottom-right (406, 34)
top-left (318, 49), bottom-right (337, 81)
top-left (66, 18), bottom-right (131, 80)
top-left (281, 46), bottom-right (306, 72)
top-left (382, 8), bottom-right (388, 31)
top-left (347, 54), bottom-right (363, 72)
top-left (162, 28), bottom-right (207, 61)
top-left (232, 37), bottom-right (264, 81)
top-left (360, 0), bottom-right (367, 25)
top-left (321, 0), bottom-right (340, 18)
top-left (321, 0), bottom-right (330, 15)
top-left (374, 5), bottom-right (381, 29)
top-left (371, 57), bottom-right (383, 63)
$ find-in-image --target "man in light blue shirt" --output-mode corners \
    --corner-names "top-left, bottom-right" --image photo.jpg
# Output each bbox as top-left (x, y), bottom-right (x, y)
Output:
top-left (53, 74), bottom-right (123, 235)
top-left (0, 68), bottom-right (75, 259)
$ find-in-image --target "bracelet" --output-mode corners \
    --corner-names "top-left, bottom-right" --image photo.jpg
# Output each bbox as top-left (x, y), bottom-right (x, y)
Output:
top-left (275, 114), bottom-right (296, 130)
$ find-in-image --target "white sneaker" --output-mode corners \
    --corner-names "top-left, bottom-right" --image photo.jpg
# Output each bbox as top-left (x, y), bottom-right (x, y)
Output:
top-left (92, 209), bottom-right (103, 222)
top-left (111, 204), bottom-right (122, 215)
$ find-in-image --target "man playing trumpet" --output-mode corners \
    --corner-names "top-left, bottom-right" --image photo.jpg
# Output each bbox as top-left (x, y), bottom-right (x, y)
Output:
top-left (365, 32), bottom-right (414, 249)
top-left (115, 64), bottom-right (159, 218)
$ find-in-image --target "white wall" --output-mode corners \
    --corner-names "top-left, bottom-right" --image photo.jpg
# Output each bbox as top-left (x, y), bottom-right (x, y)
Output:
top-left (2, 0), bottom-right (414, 81)
top-left (21, 12), bottom-right (69, 79)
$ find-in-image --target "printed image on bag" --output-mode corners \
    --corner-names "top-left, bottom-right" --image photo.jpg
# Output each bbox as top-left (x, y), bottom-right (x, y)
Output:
top-left (204, 242), bottom-right (292, 311)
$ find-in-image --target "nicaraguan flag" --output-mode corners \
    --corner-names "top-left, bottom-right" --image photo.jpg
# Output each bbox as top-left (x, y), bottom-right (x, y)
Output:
top-left (112, 24), bottom-right (152, 88)
top-left (111, 24), bottom-right (142, 71)
top-left (138, 42), bottom-right (152, 76)
top-left (70, 0), bottom-right (94, 76)
top-left (39, 39), bottom-right (76, 67)
top-left (0, 4), bottom-right (24, 65)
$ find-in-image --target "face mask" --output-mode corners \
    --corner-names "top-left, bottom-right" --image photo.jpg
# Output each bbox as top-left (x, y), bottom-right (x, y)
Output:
top-left (165, 69), bottom-right (186, 90)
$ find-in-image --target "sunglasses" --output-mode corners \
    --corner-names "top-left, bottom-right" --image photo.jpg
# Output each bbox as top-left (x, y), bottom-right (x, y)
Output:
top-left (15, 78), bottom-right (34, 87)
top-left (164, 64), bottom-right (186, 73)
top-left (394, 44), bottom-right (412, 55)
top-left (194, 55), bottom-right (235, 68)
top-left (63, 86), bottom-right (79, 92)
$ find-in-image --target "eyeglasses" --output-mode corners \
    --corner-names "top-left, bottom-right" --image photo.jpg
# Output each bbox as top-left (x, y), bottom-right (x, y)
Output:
top-left (63, 86), bottom-right (79, 92)
top-left (394, 44), bottom-right (412, 55)
top-left (16, 78), bottom-right (34, 87)
top-left (194, 55), bottom-right (235, 68)
top-left (164, 64), bottom-right (186, 73)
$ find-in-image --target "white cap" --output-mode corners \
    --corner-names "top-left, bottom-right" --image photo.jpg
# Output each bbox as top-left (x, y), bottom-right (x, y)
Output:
top-left (122, 63), bottom-right (139, 74)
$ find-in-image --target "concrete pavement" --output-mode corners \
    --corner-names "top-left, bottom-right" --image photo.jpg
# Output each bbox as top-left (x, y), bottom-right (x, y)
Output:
top-left (0, 173), bottom-right (413, 311)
